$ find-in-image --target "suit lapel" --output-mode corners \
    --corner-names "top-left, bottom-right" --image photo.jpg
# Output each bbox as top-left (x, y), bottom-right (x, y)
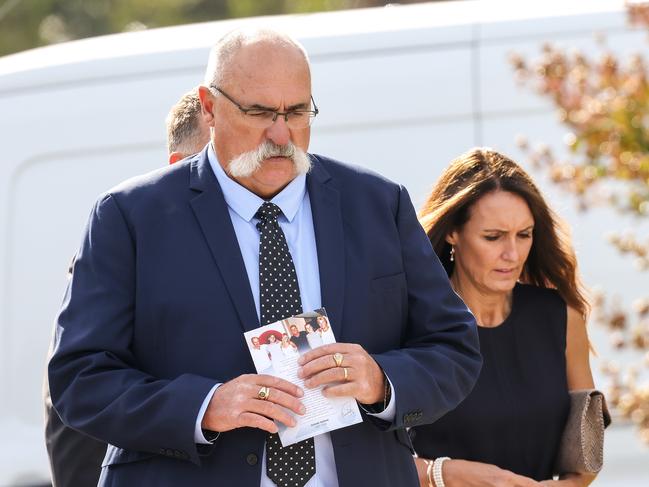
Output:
top-left (307, 158), bottom-right (346, 339)
top-left (188, 150), bottom-right (260, 332)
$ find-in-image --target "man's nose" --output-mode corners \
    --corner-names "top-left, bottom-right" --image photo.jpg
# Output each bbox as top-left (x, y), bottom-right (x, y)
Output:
top-left (265, 115), bottom-right (291, 146)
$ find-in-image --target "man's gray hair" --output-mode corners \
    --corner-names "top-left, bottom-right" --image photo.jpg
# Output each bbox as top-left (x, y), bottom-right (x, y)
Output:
top-left (203, 28), bottom-right (310, 89)
top-left (165, 89), bottom-right (206, 155)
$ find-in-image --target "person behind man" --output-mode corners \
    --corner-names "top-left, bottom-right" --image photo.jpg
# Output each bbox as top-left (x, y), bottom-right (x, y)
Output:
top-left (48, 28), bottom-right (482, 487)
top-left (167, 89), bottom-right (211, 164)
top-left (43, 89), bottom-right (210, 487)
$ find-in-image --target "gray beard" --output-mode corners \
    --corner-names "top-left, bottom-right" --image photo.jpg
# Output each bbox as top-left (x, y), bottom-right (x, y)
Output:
top-left (228, 140), bottom-right (311, 178)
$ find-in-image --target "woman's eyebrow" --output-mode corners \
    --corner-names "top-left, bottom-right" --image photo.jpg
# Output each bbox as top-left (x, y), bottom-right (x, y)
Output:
top-left (482, 225), bottom-right (534, 232)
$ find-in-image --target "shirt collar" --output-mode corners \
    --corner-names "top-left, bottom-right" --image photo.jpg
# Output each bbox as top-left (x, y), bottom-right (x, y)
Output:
top-left (207, 143), bottom-right (306, 223)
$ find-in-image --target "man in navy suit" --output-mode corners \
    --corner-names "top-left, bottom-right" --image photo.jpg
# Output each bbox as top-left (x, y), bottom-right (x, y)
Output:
top-left (49, 29), bottom-right (481, 486)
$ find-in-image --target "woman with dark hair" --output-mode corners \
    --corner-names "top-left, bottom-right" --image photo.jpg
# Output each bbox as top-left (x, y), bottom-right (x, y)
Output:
top-left (411, 148), bottom-right (597, 487)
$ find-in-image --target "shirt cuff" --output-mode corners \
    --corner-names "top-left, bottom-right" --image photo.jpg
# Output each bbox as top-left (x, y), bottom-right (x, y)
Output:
top-left (364, 374), bottom-right (396, 421)
top-left (194, 383), bottom-right (221, 444)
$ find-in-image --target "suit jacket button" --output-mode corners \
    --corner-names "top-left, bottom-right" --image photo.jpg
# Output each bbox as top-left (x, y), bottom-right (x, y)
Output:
top-left (246, 453), bottom-right (258, 465)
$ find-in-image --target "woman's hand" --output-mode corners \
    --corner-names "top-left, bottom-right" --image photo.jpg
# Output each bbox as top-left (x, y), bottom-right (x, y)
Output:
top-left (414, 458), bottom-right (542, 487)
top-left (540, 473), bottom-right (596, 487)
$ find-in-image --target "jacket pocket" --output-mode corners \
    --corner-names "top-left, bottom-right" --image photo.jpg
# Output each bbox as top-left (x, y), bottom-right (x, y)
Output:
top-left (101, 445), bottom-right (157, 467)
top-left (370, 272), bottom-right (405, 293)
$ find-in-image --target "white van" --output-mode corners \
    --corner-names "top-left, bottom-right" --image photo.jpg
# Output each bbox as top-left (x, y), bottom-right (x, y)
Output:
top-left (0, 1), bottom-right (646, 484)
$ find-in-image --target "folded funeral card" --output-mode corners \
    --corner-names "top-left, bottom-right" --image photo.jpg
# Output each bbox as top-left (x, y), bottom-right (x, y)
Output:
top-left (244, 308), bottom-right (362, 446)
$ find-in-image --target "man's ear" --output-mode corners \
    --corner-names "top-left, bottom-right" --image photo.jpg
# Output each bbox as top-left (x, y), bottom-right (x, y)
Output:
top-left (168, 152), bottom-right (184, 165)
top-left (197, 86), bottom-right (216, 125)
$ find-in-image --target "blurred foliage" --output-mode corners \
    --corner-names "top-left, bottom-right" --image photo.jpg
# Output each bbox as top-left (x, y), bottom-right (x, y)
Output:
top-left (511, 44), bottom-right (649, 216)
top-left (0, 0), bottom-right (441, 57)
top-left (510, 2), bottom-right (649, 445)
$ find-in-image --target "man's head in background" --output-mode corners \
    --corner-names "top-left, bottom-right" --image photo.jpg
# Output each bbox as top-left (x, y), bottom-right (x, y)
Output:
top-left (166, 89), bottom-right (211, 164)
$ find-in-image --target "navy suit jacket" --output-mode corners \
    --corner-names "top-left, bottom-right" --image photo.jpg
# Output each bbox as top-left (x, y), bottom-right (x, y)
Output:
top-left (49, 150), bottom-right (481, 486)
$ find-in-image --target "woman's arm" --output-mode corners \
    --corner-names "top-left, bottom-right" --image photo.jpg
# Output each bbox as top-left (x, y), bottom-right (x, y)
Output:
top-left (542, 306), bottom-right (597, 487)
top-left (414, 457), bottom-right (542, 487)
top-left (565, 306), bottom-right (595, 390)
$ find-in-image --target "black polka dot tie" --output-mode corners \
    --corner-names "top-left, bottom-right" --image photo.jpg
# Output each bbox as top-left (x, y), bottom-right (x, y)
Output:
top-left (256, 202), bottom-right (316, 487)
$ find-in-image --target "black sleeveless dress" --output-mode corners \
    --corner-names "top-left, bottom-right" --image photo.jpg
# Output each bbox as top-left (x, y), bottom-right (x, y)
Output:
top-left (410, 283), bottom-right (570, 481)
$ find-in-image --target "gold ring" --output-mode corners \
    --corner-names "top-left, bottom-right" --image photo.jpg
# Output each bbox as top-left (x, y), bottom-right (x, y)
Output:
top-left (257, 386), bottom-right (270, 400)
top-left (343, 367), bottom-right (349, 381)
top-left (333, 352), bottom-right (344, 367)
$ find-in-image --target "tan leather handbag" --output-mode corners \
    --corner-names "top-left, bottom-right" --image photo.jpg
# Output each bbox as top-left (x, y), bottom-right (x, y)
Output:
top-left (555, 389), bottom-right (612, 475)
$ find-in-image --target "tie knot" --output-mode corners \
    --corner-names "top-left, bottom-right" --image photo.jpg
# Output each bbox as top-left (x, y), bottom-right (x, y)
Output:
top-left (255, 202), bottom-right (282, 225)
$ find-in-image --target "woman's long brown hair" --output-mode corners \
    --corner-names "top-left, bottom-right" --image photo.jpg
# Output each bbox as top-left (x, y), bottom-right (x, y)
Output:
top-left (419, 148), bottom-right (589, 317)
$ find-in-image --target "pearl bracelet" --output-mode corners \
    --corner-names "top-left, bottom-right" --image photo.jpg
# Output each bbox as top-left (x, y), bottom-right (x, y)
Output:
top-left (432, 457), bottom-right (450, 487)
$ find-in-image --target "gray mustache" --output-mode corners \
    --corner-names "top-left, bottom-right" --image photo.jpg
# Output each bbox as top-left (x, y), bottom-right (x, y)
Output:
top-left (227, 139), bottom-right (310, 179)
top-left (258, 141), bottom-right (295, 160)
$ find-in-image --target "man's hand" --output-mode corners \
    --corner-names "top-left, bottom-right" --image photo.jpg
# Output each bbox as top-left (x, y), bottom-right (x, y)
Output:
top-left (201, 374), bottom-right (305, 434)
top-left (297, 343), bottom-right (385, 405)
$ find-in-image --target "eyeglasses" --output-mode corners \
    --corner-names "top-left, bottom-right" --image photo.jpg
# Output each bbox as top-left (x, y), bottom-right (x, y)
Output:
top-left (210, 85), bottom-right (318, 129)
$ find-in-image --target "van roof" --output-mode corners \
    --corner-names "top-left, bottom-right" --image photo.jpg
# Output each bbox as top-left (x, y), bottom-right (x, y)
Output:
top-left (0, 0), bottom-right (625, 93)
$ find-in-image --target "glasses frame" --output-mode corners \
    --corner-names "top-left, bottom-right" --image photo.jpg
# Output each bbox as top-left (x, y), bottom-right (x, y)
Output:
top-left (210, 85), bottom-right (319, 127)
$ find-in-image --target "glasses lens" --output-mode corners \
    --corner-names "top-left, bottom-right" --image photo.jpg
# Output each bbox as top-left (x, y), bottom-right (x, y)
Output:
top-left (241, 110), bottom-right (316, 129)
top-left (286, 111), bottom-right (315, 129)
top-left (243, 110), bottom-right (276, 128)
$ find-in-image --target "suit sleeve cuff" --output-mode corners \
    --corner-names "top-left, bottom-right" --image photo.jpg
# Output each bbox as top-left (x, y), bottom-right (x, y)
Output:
top-left (194, 383), bottom-right (221, 444)
top-left (361, 374), bottom-right (396, 421)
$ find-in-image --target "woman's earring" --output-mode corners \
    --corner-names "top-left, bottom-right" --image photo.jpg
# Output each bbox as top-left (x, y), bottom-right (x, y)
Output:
top-left (450, 246), bottom-right (455, 262)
